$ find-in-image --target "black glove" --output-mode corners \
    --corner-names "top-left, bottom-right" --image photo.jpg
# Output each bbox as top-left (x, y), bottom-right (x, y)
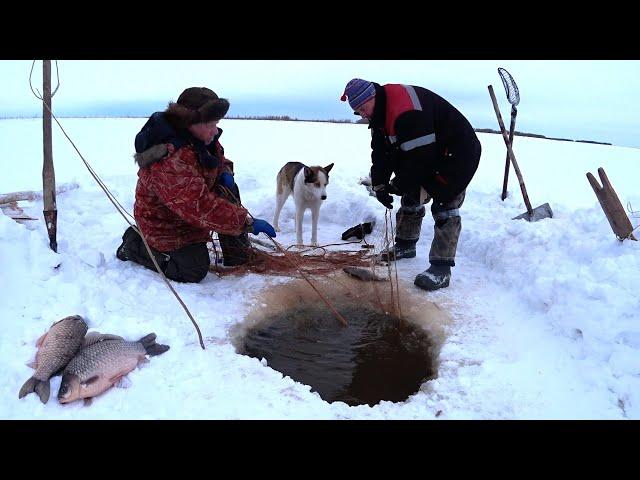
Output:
top-left (373, 185), bottom-right (394, 209)
top-left (388, 178), bottom-right (403, 195)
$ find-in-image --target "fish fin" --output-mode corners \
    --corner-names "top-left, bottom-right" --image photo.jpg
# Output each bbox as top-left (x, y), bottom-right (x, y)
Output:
top-left (103, 333), bottom-right (124, 340)
top-left (82, 331), bottom-right (101, 348)
top-left (146, 343), bottom-right (170, 357)
top-left (83, 332), bottom-right (124, 348)
top-left (137, 334), bottom-right (169, 357)
top-left (138, 356), bottom-right (150, 367)
top-left (99, 334), bottom-right (124, 342)
top-left (35, 380), bottom-right (50, 404)
top-left (83, 398), bottom-right (93, 407)
top-left (139, 332), bottom-right (170, 357)
top-left (81, 376), bottom-right (100, 387)
top-left (18, 377), bottom-right (38, 399)
top-left (35, 331), bottom-right (48, 348)
top-left (109, 370), bottom-right (132, 385)
top-left (115, 376), bottom-right (132, 389)
top-left (26, 359), bottom-right (37, 369)
top-left (138, 333), bottom-right (157, 347)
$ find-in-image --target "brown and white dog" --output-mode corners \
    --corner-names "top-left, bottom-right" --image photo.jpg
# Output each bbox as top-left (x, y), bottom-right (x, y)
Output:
top-left (273, 162), bottom-right (334, 246)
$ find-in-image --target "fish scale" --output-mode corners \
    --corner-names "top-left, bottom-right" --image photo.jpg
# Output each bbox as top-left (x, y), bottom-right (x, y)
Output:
top-left (58, 333), bottom-right (169, 404)
top-left (19, 315), bottom-right (88, 404)
top-left (64, 340), bottom-right (147, 379)
top-left (34, 321), bottom-right (87, 379)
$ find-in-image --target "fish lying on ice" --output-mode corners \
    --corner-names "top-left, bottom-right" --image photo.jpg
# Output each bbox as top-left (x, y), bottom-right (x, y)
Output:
top-left (81, 331), bottom-right (124, 348)
top-left (57, 333), bottom-right (169, 405)
top-left (343, 266), bottom-right (388, 282)
top-left (19, 315), bottom-right (88, 404)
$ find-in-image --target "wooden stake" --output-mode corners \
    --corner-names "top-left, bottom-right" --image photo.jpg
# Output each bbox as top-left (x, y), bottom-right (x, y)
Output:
top-left (42, 60), bottom-right (57, 252)
top-left (587, 167), bottom-right (637, 241)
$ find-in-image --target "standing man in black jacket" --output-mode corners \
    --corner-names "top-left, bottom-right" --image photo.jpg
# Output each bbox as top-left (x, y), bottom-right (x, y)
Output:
top-left (341, 78), bottom-right (481, 291)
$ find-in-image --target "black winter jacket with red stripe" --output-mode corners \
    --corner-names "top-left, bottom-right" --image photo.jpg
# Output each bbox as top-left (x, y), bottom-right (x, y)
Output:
top-left (368, 83), bottom-right (481, 204)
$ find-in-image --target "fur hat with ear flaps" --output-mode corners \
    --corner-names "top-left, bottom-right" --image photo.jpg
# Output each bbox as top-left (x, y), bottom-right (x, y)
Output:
top-left (164, 87), bottom-right (230, 130)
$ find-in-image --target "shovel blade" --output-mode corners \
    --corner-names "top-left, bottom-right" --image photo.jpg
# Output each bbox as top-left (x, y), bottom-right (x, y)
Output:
top-left (513, 203), bottom-right (553, 222)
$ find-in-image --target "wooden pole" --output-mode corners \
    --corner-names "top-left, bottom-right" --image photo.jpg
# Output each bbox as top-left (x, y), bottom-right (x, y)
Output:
top-left (42, 60), bottom-right (57, 252)
top-left (501, 106), bottom-right (518, 201)
top-left (488, 85), bottom-right (534, 216)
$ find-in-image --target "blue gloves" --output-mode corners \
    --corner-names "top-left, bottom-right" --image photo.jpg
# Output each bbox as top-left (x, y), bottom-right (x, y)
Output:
top-left (251, 218), bottom-right (276, 238)
top-left (219, 172), bottom-right (235, 189)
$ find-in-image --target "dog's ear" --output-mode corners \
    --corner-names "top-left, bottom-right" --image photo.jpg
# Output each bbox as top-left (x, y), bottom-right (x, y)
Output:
top-left (323, 163), bottom-right (334, 174)
top-left (303, 166), bottom-right (314, 182)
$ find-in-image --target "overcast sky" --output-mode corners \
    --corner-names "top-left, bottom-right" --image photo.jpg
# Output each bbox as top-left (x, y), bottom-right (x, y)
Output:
top-left (1, 60), bottom-right (639, 148)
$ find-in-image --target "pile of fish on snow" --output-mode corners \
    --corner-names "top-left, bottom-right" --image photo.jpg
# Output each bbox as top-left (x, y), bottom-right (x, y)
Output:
top-left (18, 315), bottom-right (169, 406)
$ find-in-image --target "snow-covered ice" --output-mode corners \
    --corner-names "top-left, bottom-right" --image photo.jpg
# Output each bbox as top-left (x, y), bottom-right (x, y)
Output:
top-left (1, 118), bottom-right (638, 419)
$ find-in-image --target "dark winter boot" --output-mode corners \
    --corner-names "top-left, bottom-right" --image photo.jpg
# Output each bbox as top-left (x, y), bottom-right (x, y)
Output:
top-left (115, 226), bottom-right (170, 271)
top-left (379, 240), bottom-right (417, 262)
top-left (414, 264), bottom-right (451, 291)
top-left (116, 227), bottom-right (134, 261)
top-left (380, 197), bottom-right (424, 262)
top-left (218, 232), bottom-right (251, 267)
top-left (116, 243), bottom-right (128, 261)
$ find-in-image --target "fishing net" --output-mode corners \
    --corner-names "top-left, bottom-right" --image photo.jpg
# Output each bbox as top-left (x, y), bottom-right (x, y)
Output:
top-left (210, 185), bottom-right (394, 278)
top-left (209, 237), bottom-right (379, 277)
top-left (209, 233), bottom-right (406, 322)
top-left (498, 67), bottom-right (520, 106)
top-left (210, 187), bottom-right (405, 321)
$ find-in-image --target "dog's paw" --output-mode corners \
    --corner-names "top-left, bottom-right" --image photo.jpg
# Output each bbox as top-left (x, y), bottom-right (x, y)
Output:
top-left (274, 226), bottom-right (281, 232)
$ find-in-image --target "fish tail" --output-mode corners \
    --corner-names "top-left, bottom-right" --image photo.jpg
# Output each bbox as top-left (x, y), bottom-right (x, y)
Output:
top-left (36, 381), bottom-right (51, 403)
top-left (18, 377), bottom-right (51, 403)
top-left (138, 333), bottom-right (156, 346)
top-left (138, 333), bottom-right (170, 357)
top-left (18, 377), bottom-right (38, 399)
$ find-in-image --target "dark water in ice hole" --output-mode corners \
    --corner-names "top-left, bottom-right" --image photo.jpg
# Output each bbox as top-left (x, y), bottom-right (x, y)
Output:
top-left (238, 304), bottom-right (437, 407)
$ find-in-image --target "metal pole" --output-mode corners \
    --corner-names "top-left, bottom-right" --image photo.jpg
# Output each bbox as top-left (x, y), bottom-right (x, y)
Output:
top-left (42, 60), bottom-right (57, 252)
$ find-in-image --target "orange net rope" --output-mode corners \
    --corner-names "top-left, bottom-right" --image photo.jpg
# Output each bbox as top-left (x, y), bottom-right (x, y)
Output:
top-left (209, 239), bottom-right (378, 277)
top-left (210, 185), bottom-right (381, 278)
top-left (208, 186), bottom-right (404, 323)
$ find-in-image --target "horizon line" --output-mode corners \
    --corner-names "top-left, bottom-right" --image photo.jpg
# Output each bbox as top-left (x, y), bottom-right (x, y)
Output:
top-left (0, 115), bottom-right (622, 148)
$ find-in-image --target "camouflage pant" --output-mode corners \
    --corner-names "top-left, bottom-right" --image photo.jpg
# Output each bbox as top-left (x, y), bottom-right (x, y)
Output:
top-left (395, 190), bottom-right (466, 267)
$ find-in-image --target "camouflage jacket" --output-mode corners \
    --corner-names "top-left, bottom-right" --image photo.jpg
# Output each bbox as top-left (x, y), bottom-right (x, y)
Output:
top-left (134, 140), bottom-right (248, 252)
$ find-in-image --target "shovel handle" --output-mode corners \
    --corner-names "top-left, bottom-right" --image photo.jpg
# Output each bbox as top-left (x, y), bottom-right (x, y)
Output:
top-left (488, 85), bottom-right (533, 215)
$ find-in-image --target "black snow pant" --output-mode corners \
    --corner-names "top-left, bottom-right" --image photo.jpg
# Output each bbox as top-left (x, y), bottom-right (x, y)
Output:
top-left (116, 226), bottom-right (211, 283)
top-left (116, 184), bottom-right (251, 282)
top-left (395, 189), bottom-right (466, 267)
top-left (216, 182), bottom-right (251, 267)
